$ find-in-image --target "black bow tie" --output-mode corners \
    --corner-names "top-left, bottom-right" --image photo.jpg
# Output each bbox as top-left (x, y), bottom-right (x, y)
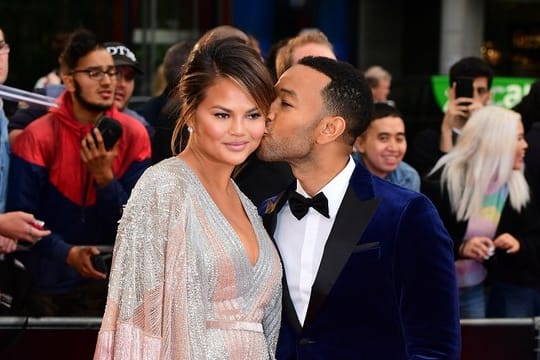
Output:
top-left (288, 191), bottom-right (330, 220)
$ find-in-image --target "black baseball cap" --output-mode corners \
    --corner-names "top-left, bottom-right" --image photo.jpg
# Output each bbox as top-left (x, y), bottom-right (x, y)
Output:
top-left (104, 42), bottom-right (143, 74)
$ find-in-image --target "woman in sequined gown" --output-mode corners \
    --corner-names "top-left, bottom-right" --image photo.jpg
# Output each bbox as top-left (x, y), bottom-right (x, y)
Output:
top-left (94, 37), bottom-right (282, 359)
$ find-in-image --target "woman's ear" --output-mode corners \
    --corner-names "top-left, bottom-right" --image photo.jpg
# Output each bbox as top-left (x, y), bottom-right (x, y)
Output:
top-left (184, 113), bottom-right (194, 131)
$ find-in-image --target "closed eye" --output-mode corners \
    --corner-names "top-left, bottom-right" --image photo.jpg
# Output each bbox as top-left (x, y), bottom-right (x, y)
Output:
top-left (281, 100), bottom-right (292, 108)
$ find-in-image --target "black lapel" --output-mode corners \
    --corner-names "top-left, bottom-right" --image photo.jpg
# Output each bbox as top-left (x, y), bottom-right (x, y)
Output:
top-left (303, 185), bottom-right (380, 327)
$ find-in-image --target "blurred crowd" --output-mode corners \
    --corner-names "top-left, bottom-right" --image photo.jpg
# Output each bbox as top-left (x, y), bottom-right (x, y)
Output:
top-left (1, 23), bottom-right (540, 323)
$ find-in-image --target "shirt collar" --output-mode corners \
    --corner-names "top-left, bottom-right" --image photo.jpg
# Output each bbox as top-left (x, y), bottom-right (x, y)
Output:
top-left (295, 156), bottom-right (355, 218)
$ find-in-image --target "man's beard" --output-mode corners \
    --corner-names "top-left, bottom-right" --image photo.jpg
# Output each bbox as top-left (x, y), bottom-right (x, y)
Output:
top-left (74, 79), bottom-right (113, 113)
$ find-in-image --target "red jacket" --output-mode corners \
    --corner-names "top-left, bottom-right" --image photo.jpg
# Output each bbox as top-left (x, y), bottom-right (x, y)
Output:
top-left (7, 91), bottom-right (151, 293)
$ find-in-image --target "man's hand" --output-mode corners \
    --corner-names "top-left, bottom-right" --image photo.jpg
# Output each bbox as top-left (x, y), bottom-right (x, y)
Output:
top-left (440, 85), bottom-right (484, 153)
top-left (66, 245), bottom-right (107, 279)
top-left (80, 128), bottom-right (118, 187)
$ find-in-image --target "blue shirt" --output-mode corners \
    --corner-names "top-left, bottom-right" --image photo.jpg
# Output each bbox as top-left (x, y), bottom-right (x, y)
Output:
top-left (353, 152), bottom-right (420, 192)
top-left (0, 99), bottom-right (10, 212)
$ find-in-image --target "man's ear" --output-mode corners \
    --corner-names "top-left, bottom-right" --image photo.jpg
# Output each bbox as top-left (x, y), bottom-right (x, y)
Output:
top-left (317, 115), bottom-right (346, 144)
top-left (62, 73), bottom-right (75, 93)
top-left (354, 135), bottom-right (365, 153)
top-left (486, 90), bottom-right (493, 105)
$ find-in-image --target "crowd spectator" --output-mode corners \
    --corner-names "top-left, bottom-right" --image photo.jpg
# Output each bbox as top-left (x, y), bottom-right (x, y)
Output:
top-left (409, 56), bottom-right (494, 176)
top-left (8, 41), bottom-right (151, 145)
top-left (275, 30), bottom-right (335, 79)
top-left (423, 105), bottom-right (540, 318)
top-left (354, 102), bottom-right (420, 191)
top-left (0, 26), bottom-right (51, 254)
top-left (137, 39), bottom-right (195, 163)
top-left (6, 29), bottom-right (151, 316)
top-left (365, 65), bottom-right (393, 105)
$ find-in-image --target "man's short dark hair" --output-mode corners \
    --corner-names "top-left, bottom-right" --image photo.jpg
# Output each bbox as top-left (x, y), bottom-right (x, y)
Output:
top-left (60, 28), bottom-right (103, 72)
top-left (298, 56), bottom-right (373, 144)
top-left (372, 102), bottom-right (402, 121)
top-left (449, 56), bottom-right (494, 89)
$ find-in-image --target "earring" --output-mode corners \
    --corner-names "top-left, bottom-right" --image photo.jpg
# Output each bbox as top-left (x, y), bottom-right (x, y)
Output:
top-left (187, 126), bottom-right (193, 133)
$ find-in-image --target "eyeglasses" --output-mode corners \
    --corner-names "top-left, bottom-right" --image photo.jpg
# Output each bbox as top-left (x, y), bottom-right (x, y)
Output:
top-left (0, 41), bottom-right (10, 55)
top-left (70, 67), bottom-right (119, 81)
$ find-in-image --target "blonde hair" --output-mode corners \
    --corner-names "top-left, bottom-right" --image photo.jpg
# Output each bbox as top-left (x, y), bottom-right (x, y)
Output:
top-left (430, 105), bottom-right (529, 221)
top-left (275, 31), bottom-right (333, 78)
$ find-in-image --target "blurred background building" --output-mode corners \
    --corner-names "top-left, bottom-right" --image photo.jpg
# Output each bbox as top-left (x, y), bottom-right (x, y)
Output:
top-left (1, 0), bottom-right (539, 128)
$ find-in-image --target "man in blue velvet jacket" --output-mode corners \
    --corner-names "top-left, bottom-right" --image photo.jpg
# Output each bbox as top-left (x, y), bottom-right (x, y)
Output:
top-left (257, 56), bottom-right (461, 359)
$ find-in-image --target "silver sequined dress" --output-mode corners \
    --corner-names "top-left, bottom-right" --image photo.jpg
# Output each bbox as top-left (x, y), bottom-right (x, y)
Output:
top-left (94, 157), bottom-right (282, 359)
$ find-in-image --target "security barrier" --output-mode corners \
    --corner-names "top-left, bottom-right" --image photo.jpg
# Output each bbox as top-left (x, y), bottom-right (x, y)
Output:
top-left (1, 317), bottom-right (539, 359)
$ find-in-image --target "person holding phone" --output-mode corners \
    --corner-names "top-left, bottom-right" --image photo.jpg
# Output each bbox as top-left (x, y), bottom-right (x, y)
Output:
top-left (6, 29), bottom-right (151, 316)
top-left (408, 57), bottom-right (494, 176)
top-left (423, 105), bottom-right (540, 318)
top-left (0, 28), bottom-right (51, 251)
top-left (440, 57), bottom-right (493, 154)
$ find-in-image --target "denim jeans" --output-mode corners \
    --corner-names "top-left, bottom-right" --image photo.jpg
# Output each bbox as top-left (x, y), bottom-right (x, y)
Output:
top-left (487, 281), bottom-right (540, 318)
top-left (459, 283), bottom-right (486, 318)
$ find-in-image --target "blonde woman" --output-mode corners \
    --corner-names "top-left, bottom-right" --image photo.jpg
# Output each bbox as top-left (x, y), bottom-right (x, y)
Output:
top-left (423, 105), bottom-right (540, 318)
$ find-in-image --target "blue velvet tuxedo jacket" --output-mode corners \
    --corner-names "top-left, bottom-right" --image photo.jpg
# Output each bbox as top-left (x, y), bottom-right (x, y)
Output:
top-left (260, 163), bottom-right (461, 359)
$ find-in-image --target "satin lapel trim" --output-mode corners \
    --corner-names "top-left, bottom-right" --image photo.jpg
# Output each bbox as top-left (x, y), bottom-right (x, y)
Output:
top-left (303, 186), bottom-right (380, 327)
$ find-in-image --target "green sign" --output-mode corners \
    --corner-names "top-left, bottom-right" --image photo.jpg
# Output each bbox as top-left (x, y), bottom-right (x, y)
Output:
top-left (431, 75), bottom-right (536, 112)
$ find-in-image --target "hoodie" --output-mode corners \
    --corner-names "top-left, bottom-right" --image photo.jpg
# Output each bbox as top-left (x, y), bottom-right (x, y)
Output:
top-left (7, 91), bottom-right (151, 294)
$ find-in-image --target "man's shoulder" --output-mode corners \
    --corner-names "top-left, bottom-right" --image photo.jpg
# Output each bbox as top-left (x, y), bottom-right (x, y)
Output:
top-left (11, 112), bottom-right (59, 165)
top-left (15, 112), bottom-right (56, 143)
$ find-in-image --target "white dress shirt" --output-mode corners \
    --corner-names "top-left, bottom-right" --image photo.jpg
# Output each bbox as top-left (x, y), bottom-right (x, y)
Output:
top-left (274, 156), bottom-right (355, 325)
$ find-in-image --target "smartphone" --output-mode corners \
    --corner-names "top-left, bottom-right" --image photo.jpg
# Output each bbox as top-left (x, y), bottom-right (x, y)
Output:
top-left (31, 219), bottom-right (46, 230)
top-left (93, 116), bottom-right (123, 151)
top-left (455, 77), bottom-right (474, 99)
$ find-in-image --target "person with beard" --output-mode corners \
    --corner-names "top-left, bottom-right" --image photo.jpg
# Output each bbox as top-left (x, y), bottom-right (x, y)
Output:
top-left (8, 41), bottom-right (152, 145)
top-left (6, 29), bottom-right (151, 316)
top-left (257, 57), bottom-right (460, 359)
